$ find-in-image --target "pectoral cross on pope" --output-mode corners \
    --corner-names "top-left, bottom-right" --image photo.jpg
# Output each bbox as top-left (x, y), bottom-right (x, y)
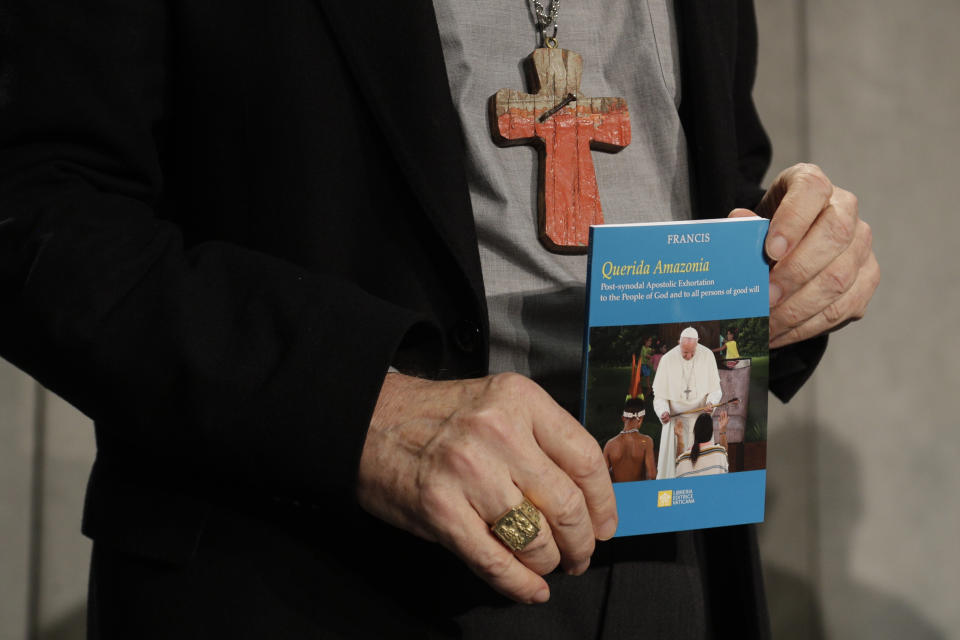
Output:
top-left (491, 48), bottom-right (631, 253)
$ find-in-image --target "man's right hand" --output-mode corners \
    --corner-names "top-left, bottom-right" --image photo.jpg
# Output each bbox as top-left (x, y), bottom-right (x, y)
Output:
top-left (356, 372), bottom-right (618, 604)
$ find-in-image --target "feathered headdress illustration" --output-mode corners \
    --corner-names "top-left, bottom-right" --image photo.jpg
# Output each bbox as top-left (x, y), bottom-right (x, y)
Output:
top-left (627, 354), bottom-right (643, 401)
top-left (623, 354), bottom-right (645, 416)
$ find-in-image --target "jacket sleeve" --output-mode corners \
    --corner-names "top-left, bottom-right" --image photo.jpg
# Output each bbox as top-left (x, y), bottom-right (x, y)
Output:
top-left (0, 0), bottom-right (440, 504)
top-left (732, 0), bottom-right (829, 403)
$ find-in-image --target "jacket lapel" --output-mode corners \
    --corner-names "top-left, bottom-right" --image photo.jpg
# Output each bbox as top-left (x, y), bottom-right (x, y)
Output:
top-left (312, 0), bottom-right (485, 305)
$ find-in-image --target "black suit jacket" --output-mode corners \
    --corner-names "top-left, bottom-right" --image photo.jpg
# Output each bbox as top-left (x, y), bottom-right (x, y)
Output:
top-left (0, 0), bottom-right (824, 636)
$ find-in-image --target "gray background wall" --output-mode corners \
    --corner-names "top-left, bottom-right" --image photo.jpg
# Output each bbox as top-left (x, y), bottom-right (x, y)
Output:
top-left (1, 1), bottom-right (958, 637)
top-left (756, 1), bottom-right (960, 638)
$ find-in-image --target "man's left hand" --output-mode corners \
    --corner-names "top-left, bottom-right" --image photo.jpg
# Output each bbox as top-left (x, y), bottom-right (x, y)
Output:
top-left (730, 163), bottom-right (880, 348)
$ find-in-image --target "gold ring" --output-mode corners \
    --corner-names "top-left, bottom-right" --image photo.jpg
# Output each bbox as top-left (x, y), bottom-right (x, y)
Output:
top-left (491, 498), bottom-right (542, 552)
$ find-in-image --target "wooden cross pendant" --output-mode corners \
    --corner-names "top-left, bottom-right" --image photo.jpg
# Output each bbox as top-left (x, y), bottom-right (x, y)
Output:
top-left (491, 48), bottom-right (631, 253)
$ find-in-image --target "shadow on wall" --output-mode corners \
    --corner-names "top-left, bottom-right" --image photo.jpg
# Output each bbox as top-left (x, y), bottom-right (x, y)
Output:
top-left (763, 423), bottom-right (944, 639)
top-left (37, 605), bottom-right (85, 640)
top-left (762, 417), bottom-right (826, 640)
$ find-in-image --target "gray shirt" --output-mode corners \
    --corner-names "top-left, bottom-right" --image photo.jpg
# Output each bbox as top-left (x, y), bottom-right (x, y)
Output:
top-left (432, 0), bottom-right (691, 409)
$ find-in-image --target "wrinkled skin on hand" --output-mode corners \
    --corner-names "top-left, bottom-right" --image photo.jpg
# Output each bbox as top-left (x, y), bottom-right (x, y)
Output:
top-left (730, 163), bottom-right (880, 348)
top-left (357, 372), bottom-right (618, 604)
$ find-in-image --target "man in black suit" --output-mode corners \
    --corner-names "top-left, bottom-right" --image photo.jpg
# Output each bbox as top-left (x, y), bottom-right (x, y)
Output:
top-left (0, 0), bottom-right (877, 637)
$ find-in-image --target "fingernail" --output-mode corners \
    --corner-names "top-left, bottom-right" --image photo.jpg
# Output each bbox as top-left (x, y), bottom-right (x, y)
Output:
top-left (533, 587), bottom-right (550, 604)
top-left (567, 559), bottom-right (590, 576)
top-left (769, 282), bottom-right (782, 306)
top-left (598, 518), bottom-right (618, 540)
top-left (767, 234), bottom-right (787, 260)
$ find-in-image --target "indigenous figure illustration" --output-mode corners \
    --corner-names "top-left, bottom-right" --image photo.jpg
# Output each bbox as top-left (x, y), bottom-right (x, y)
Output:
top-left (602, 354), bottom-right (656, 482)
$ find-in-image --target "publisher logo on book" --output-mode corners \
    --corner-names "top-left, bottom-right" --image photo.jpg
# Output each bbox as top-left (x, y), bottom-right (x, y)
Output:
top-left (658, 489), bottom-right (696, 508)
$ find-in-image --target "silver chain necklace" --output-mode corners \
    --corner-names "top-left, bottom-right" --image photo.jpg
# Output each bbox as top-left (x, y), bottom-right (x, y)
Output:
top-left (530, 0), bottom-right (560, 48)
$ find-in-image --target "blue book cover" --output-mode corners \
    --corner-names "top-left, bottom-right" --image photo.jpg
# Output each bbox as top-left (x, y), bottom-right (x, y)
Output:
top-left (581, 218), bottom-right (770, 536)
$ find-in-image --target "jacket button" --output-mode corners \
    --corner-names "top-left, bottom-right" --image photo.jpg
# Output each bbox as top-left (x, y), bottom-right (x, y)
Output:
top-left (452, 320), bottom-right (481, 354)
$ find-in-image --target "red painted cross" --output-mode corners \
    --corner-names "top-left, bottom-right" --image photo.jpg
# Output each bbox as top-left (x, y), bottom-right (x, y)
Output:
top-left (492, 48), bottom-right (631, 252)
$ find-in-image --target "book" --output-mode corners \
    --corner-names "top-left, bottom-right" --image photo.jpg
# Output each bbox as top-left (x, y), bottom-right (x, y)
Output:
top-left (580, 217), bottom-right (770, 536)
